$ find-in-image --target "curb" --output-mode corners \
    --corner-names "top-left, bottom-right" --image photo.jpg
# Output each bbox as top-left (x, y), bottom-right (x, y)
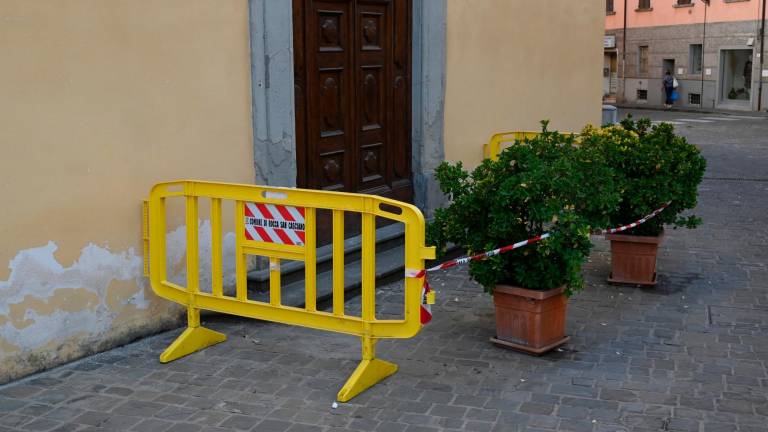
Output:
top-left (614, 104), bottom-right (768, 117)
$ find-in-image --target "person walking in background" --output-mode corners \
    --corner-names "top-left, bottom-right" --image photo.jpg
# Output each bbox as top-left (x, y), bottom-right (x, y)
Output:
top-left (663, 70), bottom-right (676, 109)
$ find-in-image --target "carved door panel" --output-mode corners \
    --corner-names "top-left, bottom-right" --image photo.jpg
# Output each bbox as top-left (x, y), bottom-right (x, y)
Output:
top-left (293, 0), bottom-right (412, 204)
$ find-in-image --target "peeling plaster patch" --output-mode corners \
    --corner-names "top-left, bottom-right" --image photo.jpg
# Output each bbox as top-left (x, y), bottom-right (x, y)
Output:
top-left (8, 288), bottom-right (101, 330)
top-left (0, 220), bottom-right (236, 355)
top-left (0, 241), bottom-right (146, 351)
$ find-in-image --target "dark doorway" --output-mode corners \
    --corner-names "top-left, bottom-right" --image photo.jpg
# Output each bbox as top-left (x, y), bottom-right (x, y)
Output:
top-left (662, 58), bottom-right (676, 106)
top-left (292, 0), bottom-right (413, 204)
top-left (662, 58), bottom-right (675, 77)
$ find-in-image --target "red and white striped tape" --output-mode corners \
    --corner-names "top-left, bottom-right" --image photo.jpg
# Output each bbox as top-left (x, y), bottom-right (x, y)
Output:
top-left (407, 202), bottom-right (671, 325)
top-left (592, 202), bottom-right (671, 235)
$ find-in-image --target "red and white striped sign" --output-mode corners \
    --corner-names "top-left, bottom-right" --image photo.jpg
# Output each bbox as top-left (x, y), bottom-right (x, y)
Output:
top-left (244, 202), bottom-right (306, 246)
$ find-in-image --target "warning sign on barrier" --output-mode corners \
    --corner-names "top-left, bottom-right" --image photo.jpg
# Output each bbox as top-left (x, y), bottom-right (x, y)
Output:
top-left (244, 202), bottom-right (306, 246)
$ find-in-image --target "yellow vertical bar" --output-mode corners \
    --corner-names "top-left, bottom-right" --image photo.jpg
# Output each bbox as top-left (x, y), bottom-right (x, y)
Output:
top-left (332, 210), bottom-right (345, 316)
top-left (187, 307), bottom-right (201, 328)
top-left (211, 198), bottom-right (223, 297)
top-left (269, 257), bottom-right (281, 306)
top-left (152, 197), bottom-right (168, 282)
top-left (362, 335), bottom-right (375, 360)
top-left (186, 196), bottom-right (200, 328)
top-left (304, 207), bottom-right (317, 312)
top-left (403, 205), bottom-right (423, 327)
top-left (235, 201), bottom-right (247, 301)
top-left (361, 211), bottom-right (376, 322)
top-left (186, 196), bottom-right (199, 294)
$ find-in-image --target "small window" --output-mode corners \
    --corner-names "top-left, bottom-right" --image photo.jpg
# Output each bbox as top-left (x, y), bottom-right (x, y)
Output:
top-left (637, 89), bottom-right (648, 100)
top-left (638, 0), bottom-right (652, 9)
top-left (677, 0), bottom-right (692, 5)
top-left (638, 45), bottom-right (650, 75)
top-left (688, 93), bottom-right (701, 105)
top-left (607, 0), bottom-right (615, 13)
top-left (689, 44), bottom-right (703, 74)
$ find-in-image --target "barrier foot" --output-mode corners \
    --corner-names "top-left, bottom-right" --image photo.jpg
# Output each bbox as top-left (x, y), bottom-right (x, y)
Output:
top-left (159, 326), bottom-right (227, 363)
top-left (337, 358), bottom-right (398, 402)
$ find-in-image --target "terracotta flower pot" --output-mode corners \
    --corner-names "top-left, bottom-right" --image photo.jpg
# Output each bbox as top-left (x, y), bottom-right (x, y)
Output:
top-left (490, 284), bottom-right (569, 355)
top-left (606, 233), bottom-right (664, 286)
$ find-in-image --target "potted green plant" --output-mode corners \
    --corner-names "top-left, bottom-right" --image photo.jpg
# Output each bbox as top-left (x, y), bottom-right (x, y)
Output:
top-left (428, 123), bottom-right (619, 354)
top-left (579, 118), bottom-right (706, 286)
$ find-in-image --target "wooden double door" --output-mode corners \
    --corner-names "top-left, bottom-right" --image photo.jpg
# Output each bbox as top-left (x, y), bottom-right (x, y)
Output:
top-left (293, 0), bottom-right (413, 203)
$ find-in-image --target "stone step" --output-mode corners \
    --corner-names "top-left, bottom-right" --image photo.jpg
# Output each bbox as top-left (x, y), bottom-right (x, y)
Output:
top-left (249, 243), bottom-right (406, 309)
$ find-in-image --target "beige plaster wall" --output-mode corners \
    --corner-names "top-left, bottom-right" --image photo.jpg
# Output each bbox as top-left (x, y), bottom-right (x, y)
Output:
top-left (444, 0), bottom-right (604, 167)
top-left (0, 0), bottom-right (254, 382)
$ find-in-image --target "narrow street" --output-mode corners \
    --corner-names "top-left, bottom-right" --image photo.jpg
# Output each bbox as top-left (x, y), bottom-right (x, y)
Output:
top-left (0, 109), bottom-right (766, 432)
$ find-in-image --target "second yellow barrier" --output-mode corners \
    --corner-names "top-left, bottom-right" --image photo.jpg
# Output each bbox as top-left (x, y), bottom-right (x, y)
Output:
top-left (483, 130), bottom-right (578, 161)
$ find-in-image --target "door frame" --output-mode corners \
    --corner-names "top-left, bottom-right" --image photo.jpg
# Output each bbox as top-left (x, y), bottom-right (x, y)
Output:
top-left (248, 0), bottom-right (446, 216)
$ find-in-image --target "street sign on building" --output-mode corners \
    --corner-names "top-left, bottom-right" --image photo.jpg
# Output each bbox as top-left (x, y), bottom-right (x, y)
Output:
top-left (604, 35), bottom-right (616, 49)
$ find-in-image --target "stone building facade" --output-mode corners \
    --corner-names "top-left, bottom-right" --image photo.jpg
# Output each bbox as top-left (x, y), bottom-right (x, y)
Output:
top-left (605, 0), bottom-right (768, 111)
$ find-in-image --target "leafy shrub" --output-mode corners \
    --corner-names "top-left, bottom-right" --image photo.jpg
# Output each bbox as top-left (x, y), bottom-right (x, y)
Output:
top-left (427, 122), bottom-right (620, 296)
top-left (579, 117), bottom-right (706, 236)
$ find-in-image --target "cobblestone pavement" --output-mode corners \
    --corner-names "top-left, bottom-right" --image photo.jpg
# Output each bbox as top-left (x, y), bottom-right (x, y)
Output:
top-left (1, 111), bottom-right (767, 431)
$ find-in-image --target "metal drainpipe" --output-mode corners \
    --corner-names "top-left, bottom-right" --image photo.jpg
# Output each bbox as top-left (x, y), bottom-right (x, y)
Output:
top-left (758, 0), bottom-right (766, 111)
top-left (700, 0), bottom-right (709, 107)
top-left (623, 0), bottom-right (628, 103)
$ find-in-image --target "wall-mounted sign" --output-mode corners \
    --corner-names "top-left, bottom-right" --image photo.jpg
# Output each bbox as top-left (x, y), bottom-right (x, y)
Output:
top-left (705, 68), bottom-right (712, 76)
top-left (604, 35), bottom-right (616, 49)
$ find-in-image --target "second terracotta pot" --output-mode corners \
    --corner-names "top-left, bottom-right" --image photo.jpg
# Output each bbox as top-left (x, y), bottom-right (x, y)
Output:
top-left (606, 233), bottom-right (663, 286)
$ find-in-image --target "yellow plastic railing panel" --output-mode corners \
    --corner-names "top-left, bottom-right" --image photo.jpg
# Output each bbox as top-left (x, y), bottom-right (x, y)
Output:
top-left (147, 180), bottom-right (435, 402)
top-left (483, 130), bottom-right (578, 161)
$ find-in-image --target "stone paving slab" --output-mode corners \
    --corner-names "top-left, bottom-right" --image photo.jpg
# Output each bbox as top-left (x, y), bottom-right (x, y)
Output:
top-left (0, 114), bottom-right (767, 431)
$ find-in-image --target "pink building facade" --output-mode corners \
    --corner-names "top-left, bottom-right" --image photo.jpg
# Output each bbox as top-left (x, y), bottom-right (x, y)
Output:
top-left (604, 0), bottom-right (767, 111)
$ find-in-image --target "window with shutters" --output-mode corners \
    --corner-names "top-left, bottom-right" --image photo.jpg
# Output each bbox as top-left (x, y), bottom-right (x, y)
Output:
top-left (638, 45), bottom-right (649, 75)
top-left (690, 44), bottom-right (703, 74)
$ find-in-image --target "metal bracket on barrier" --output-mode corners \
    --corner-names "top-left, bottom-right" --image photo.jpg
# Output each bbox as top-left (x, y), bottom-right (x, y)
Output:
top-left (426, 291), bottom-right (436, 305)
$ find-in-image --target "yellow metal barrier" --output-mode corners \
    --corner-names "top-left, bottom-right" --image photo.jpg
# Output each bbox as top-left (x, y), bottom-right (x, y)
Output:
top-left (482, 130), bottom-right (578, 161)
top-left (146, 180), bottom-right (435, 402)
